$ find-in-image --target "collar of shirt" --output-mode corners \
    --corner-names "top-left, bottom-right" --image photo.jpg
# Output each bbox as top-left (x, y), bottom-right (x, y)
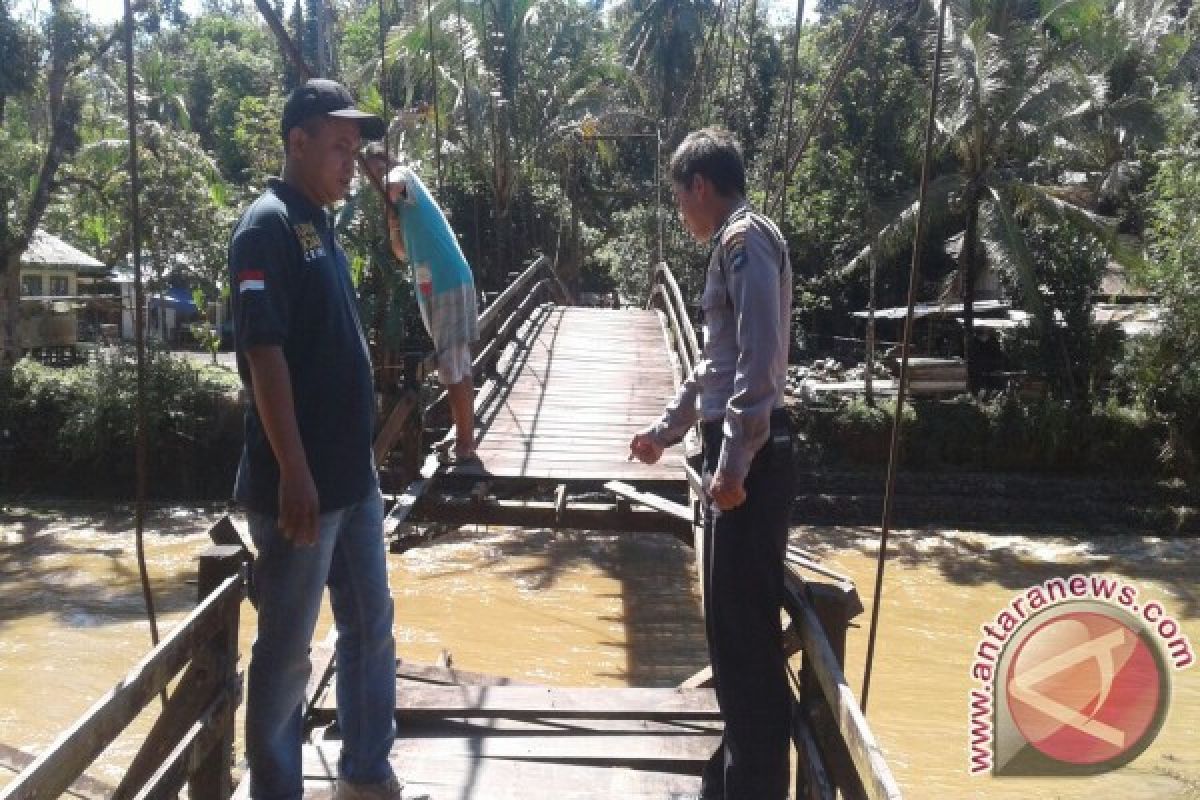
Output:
top-left (268, 177), bottom-right (333, 230)
top-left (706, 201), bottom-right (750, 267)
top-left (708, 201), bottom-right (750, 247)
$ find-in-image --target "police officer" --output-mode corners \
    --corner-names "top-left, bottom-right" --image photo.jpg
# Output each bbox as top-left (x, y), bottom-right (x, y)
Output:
top-left (630, 127), bottom-right (794, 800)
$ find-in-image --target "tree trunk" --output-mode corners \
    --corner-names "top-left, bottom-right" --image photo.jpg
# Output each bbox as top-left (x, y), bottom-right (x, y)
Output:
top-left (0, 248), bottom-right (23, 368)
top-left (960, 185), bottom-right (980, 394)
top-left (865, 255), bottom-right (876, 407)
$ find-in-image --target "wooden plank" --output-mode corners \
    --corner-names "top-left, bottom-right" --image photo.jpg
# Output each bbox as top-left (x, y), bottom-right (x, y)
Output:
top-left (109, 548), bottom-right (244, 800)
top-left (787, 593), bottom-right (902, 800)
top-left (372, 390), bottom-right (418, 465)
top-left (604, 481), bottom-right (691, 522)
top-left (391, 716), bottom-right (723, 736)
top-left (0, 743), bottom-right (112, 800)
top-left (396, 660), bottom-right (525, 687)
top-left (383, 452), bottom-right (442, 537)
top-left (554, 484), bottom-right (568, 525)
top-left (476, 258), bottom-right (549, 339)
top-left (431, 460), bottom-right (684, 483)
top-left (785, 547), bottom-right (857, 588)
top-left (206, 515), bottom-right (254, 557)
top-left (304, 629), bottom-right (338, 713)
top-left (415, 496), bottom-right (690, 537)
top-left (482, 411), bottom-right (671, 425)
top-left (476, 426), bottom-right (653, 439)
top-left (111, 663), bottom-right (218, 799)
top-left (476, 439), bottom-right (647, 454)
top-left (794, 709), bottom-right (836, 800)
top-left (135, 689), bottom-right (238, 800)
top-left (0, 574), bottom-right (243, 800)
top-left (442, 465), bottom-right (685, 483)
top-left (304, 733), bottom-right (719, 765)
top-left (310, 686), bottom-right (720, 720)
top-left (298, 753), bottom-right (704, 798)
top-left (677, 666), bottom-right (713, 690)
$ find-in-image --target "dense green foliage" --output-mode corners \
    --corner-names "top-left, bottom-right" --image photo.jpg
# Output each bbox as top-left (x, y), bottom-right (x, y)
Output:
top-left (0, 0), bottom-right (1198, 486)
top-left (0, 353), bottom-right (241, 497)
top-left (796, 395), bottom-right (1166, 476)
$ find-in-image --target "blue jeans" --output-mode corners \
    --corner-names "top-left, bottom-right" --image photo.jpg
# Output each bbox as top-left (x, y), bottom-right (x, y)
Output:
top-left (245, 487), bottom-right (397, 800)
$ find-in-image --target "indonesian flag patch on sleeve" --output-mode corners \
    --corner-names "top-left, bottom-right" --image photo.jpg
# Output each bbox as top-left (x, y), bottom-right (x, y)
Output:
top-left (238, 269), bottom-right (266, 292)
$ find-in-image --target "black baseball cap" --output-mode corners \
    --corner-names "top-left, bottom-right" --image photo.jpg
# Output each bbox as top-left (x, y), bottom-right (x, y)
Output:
top-left (281, 79), bottom-right (386, 142)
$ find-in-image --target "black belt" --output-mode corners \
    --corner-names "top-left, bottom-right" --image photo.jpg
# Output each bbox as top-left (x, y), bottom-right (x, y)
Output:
top-left (702, 408), bottom-right (793, 459)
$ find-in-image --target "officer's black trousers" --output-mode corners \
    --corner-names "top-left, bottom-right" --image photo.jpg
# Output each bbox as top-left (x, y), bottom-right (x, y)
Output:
top-left (700, 417), bottom-right (794, 800)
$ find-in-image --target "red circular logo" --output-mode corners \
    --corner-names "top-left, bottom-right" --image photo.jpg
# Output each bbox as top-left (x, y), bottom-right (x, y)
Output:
top-left (1005, 609), bottom-right (1167, 767)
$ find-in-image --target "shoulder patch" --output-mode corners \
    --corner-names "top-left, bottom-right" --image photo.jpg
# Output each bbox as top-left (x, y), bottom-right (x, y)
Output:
top-left (723, 230), bottom-right (748, 272)
top-left (237, 269), bottom-right (266, 293)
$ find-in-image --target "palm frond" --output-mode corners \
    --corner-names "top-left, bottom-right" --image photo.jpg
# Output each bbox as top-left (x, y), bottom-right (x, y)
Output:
top-left (979, 185), bottom-right (1050, 330)
top-left (836, 174), bottom-right (963, 281)
top-left (1015, 181), bottom-right (1148, 272)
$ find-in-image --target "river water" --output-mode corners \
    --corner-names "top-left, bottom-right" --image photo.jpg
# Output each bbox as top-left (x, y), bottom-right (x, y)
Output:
top-left (1, 504), bottom-right (1197, 798)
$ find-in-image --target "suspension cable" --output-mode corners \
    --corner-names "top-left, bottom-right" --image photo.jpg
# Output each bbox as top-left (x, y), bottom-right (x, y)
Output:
top-left (860, 0), bottom-right (948, 713)
top-left (763, 0), bottom-right (805, 213)
top-left (773, 0), bottom-right (881, 218)
top-left (121, 0), bottom-right (163, 705)
top-left (379, 0), bottom-right (388, 157)
top-left (738, 0), bottom-right (760, 139)
top-left (426, 0), bottom-right (444, 191)
top-left (720, 0), bottom-right (744, 122)
top-left (667, 0), bottom-right (726, 143)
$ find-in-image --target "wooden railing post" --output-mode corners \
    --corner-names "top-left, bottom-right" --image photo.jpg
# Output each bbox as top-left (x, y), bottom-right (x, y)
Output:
top-left (189, 545), bottom-right (244, 800)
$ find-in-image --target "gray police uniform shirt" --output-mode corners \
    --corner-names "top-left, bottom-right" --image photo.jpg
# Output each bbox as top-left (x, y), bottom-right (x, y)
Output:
top-left (650, 203), bottom-right (792, 483)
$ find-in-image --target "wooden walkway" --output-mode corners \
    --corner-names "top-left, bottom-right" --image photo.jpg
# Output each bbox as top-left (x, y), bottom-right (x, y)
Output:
top-left (283, 639), bottom-right (715, 799)
top-left (454, 306), bottom-right (685, 482)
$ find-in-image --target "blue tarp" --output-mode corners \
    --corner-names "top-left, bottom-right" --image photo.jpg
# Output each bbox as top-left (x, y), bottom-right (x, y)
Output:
top-left (149, 288), bottom-right (198, 313)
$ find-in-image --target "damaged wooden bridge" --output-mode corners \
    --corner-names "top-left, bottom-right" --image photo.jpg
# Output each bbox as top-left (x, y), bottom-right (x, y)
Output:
top-left (378, 257), bottom-right (695, 546)
top-left (0, 258), bottom-right (901, 800)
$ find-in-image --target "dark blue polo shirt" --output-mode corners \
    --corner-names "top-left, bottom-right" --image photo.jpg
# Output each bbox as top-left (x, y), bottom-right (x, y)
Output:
top-left (228, 178), bottom-right (376, 516)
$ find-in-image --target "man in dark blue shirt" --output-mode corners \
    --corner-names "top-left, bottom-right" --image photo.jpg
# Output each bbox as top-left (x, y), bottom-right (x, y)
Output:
top-left (229, 79), bottom-right (403, 800)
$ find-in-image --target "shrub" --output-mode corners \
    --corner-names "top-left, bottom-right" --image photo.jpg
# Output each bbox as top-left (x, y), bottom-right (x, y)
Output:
top-left (792, 393), bottom-right (1168, 478)
top-left (0, 350), bottom-right (242, 499)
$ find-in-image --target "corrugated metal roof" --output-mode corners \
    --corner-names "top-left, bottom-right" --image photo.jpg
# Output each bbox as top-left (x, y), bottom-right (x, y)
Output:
top-left (21, 229), bottom-right (107, 274)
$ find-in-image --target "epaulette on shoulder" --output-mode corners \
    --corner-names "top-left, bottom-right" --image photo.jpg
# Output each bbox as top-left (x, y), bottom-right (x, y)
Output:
top-left (721, 217), bottom-right (751, 272)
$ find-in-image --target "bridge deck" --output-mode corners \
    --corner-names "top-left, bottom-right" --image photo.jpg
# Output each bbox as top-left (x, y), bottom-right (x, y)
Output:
top-left (461, 306), bottom-right (686, 483)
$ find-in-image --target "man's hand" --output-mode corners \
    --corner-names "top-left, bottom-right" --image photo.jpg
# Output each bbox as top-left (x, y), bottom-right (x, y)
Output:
top-left (708, 470), bottom-right (746, 511)
top-left (278, 463), bottom-right (320, 546)
top-left (628, 430), bottom-right (664, 465)
top-left (243, 345), bottom-right (320, 546)
top-left (386, 166), bottom-right (409, 204)
top-left (385, 204), bottom-right (407, 261)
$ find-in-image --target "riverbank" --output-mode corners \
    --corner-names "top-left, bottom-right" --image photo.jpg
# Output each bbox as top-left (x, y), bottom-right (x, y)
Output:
top-left (791, 471), bottom-right (1200, 534)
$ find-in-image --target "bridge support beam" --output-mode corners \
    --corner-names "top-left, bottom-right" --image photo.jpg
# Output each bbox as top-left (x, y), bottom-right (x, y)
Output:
top-left (414, 496), bottom-right (692, 541)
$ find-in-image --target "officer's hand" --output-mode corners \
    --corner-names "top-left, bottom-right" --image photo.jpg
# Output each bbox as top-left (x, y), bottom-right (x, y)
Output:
top-left (628, 430), bottom-right (664, 465)
top-left (709, 470), bottom-right (746, 511)
top-left (278, 465), bottom-right (320, 547)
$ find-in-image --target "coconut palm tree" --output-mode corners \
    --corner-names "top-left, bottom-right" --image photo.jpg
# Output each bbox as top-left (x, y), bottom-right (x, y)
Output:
top-left (839, 0), bottom-right (1169, 395)
top-left (365, 0), bottom-right (632, 270)
top-left (618, 0), bottom-right (714, 124)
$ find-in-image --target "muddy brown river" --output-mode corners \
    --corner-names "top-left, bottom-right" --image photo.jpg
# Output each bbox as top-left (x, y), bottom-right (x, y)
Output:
top-left (1, 504), bottom-right (1197, 797)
